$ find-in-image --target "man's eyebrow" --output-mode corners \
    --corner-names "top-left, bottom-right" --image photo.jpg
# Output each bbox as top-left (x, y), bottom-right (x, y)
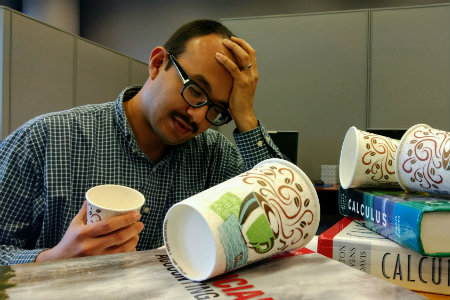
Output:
top-left (192, 74), bottom-right (212, 94)
top-left (192, 75), bottom-right (228, 107)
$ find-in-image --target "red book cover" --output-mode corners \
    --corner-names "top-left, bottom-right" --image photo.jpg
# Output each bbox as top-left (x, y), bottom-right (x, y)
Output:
top-left (316, 217), bottom-right (450, 295)
top-left (317, 217), bottom-right (353, 258)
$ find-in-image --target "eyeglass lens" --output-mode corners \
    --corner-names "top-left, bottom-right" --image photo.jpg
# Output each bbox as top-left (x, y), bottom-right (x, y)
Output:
top-left (182, 85), bottom-right (229, 126)
top-left (183, 85), bottom-right (208, 106)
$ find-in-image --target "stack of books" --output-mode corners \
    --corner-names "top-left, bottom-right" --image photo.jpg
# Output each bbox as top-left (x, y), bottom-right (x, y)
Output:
top-left (317, 187), bottom-right (450, 298)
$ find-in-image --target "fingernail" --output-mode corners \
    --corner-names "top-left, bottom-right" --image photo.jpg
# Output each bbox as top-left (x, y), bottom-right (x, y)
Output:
top-left (133, 212), bottom-right (141, 221)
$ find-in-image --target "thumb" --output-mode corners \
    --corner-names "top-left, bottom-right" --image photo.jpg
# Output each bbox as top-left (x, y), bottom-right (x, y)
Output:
top-left (75, 201), bottom-right (88, 224)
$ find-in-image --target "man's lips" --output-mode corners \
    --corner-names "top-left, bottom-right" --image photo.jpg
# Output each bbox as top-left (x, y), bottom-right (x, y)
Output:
top-left (174, 116), bottom-right (192, 132)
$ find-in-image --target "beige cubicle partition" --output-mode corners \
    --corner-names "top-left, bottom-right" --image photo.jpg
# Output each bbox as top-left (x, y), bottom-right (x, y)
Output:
top-left (221, 4), bottom-right (449, 180)
top-left (369, 5), bottom-right (450, 130)
top-left (1, 5), bottom-right (448, 181)
top-left (0, 6), bottom-right (149, 139)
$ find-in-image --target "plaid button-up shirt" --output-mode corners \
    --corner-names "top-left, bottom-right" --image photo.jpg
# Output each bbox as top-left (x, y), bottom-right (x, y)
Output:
top-left (0, 86), bottom-right (284, 265)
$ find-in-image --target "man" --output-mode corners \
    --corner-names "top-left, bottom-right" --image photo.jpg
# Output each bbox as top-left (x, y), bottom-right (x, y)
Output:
top-left (0, 20), bottom-right (284, 265)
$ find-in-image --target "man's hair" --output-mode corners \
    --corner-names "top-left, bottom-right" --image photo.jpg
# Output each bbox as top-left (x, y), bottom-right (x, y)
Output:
top-left (164, 19), bottom-right (234, 70)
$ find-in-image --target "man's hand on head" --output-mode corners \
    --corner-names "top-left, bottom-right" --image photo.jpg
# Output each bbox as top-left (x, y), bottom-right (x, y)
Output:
top-left (215, 36), bottom-right (258, 133)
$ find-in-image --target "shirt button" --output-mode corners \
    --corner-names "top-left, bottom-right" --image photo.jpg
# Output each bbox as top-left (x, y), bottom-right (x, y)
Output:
top-left (265, 136), bottom-right (270, 142)
top-left (152, 167), bottom-right (157, 173)
top-left (257, 141), bottom-right (263, 147)
top-left (143, 207), bottom-right (150, 214)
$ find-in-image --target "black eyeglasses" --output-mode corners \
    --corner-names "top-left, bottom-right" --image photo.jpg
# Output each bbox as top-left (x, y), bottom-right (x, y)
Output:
top-left (168, 53), bottom-right (232, 126)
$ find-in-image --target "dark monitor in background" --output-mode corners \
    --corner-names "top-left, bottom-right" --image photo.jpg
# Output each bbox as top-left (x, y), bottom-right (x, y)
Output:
top-left (366, 128), bottom-right (407, 140)
top-left (268, 131), bottom-right (298, 164)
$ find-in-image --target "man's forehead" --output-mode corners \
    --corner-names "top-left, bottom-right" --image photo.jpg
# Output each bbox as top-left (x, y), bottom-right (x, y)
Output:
top-left (176, 34), bottom-right (235, 106)
top-left (183, 34), bottom-right (237, 64)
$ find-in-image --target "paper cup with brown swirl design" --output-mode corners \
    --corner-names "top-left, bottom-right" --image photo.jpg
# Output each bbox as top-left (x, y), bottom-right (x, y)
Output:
top-left (86, 184), bottom-right (145, 224)
top-left (163, 158), bottom-right (320, 281)
top-left (395, 124), bottom-right (450, 195)
top-left (339, 126), bottom-right (400, 189)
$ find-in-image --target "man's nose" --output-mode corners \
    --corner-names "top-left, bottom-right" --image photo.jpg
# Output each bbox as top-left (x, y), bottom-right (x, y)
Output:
top-left (186, 105), bottom-right (209, 123)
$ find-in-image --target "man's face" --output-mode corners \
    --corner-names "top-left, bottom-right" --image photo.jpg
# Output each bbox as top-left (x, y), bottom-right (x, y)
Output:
top-left (146, 34), bottom-right (234, 146)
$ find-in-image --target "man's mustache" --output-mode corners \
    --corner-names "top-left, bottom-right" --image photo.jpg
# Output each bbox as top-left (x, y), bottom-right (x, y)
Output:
top-left (173, 112), bottom-right (199, 134)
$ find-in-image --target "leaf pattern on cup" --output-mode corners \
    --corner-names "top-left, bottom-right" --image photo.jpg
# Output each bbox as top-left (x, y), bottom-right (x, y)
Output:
top-left (401, 125), bottom-right (450, 191)
top-left (239, 164), bottom-right (315, 252)
top-left (360, 132), bottom-right (397, 183)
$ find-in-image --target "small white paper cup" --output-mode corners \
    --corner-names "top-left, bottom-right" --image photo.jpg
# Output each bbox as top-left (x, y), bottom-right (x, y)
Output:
top-left (395, 124), bottom-right (450, 195)
top-left (163, 158), bottom-right (320, 281)
top-left (86, 184), bottom-right (145, 224)
top-left (339, 126), bottom-right (400, 189)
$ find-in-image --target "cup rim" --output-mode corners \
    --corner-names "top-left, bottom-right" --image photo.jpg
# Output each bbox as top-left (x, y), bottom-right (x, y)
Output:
top-left (338, 126), bottom-right (359, 189)
top-left (394, 124), bottom-right (430, 191)
top-left (163, 203), bottom-right (216, 281)
top-left (86, 184), bottom-right (145, 212)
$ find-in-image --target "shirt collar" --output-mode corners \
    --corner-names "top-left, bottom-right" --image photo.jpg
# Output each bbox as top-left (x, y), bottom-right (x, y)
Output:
top-left (114, 86), bottom-right (142, 141)
top-left (113, 86), bottom-right (189, 164)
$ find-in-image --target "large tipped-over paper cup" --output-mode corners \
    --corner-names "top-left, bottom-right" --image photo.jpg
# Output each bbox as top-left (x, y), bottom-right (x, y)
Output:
top-left (339, 126), bottom-right (400, 189)
top-left (163, 158), bottom-right (320, 281)
top-left (395, 124), bottom-right (450, 195)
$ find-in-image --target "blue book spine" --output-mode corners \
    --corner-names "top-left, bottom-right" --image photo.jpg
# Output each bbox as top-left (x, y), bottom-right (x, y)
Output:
top-left (392, 202), bottom-right (422, 253)
top-left (371, 195), bottom-right (422, 253)
top-left (338, 186), bottom-right (423, 253)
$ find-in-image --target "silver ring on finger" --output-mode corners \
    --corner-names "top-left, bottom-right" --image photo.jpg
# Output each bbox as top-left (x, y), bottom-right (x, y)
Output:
top-left (239, 63), bottom-right (252, 70)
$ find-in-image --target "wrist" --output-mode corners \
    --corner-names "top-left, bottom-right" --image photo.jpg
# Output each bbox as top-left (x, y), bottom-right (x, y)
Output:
top-left (234, 115), bottom-right (258, 133)
top-left (35, 248), bottom-right (53, 262)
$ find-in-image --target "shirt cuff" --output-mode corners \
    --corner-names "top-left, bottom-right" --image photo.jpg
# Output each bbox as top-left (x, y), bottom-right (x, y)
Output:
top-left (10, 248), bottom-right (46, 265)
top-left (233, 121), bottom-right (283, 169)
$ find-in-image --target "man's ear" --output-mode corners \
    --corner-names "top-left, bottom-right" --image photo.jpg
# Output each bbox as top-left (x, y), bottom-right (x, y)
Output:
top-left (149, 47), bottom-right (167, 80)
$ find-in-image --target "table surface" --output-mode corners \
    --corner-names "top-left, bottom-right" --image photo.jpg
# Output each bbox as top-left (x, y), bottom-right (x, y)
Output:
top-left (0, 247), bottom-right (426, 300)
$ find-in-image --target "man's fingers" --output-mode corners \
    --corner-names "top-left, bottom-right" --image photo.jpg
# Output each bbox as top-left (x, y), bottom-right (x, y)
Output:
top-left (84, 211), bottom-right (142, 237)
top-left (75, 201), bottom-right (88, 224)
top-left (231, 36), bottom-right (256, 59)
top-left (105, 235), bottom-right (140, 254)
top-left (92, 221), bottom-right (144, 251)
top-left (216, 52), bottom-right (241, 77)
top-left (222, 38), bottom-right (250, 68)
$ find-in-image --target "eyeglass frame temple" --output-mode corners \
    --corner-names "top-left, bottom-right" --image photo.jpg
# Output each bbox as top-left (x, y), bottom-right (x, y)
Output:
top-left (168, 53), bottom-right (190, 85)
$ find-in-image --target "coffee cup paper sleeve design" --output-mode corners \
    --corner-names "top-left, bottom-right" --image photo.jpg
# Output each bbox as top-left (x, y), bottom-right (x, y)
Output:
top-left (395, 124), bottom-right (450, 195)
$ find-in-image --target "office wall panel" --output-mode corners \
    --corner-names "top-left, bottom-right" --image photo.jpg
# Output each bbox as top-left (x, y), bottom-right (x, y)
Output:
top-left (222, 11), bottom-right (368, 179)
top-left (0, 6), bottom-right (148, 139)
top-left (76, 39), bottom-right (129, 105)
top-left (10, 12), bottom-right (74, 132)
top-left (130, 59), bottom-right (148, 86)
top-left (369, 5), bottom-right (450, 130)
top-left (0, 8), bottom-right (11, 137)
top-left (2, 5), bottom-right (447, 183)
